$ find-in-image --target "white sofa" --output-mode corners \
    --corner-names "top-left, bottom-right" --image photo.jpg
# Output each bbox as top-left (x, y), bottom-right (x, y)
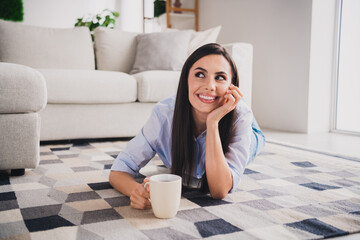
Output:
top-left (0, 63), bottom-right (47, 174)
top-left (0, 20), bottom-right (253, 145)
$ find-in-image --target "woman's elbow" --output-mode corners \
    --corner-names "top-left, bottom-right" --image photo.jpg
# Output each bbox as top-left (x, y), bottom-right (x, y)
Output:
top-left (109, 171), bottom-right (114, 186)
top-left (210, 190), bottom-right (228, 200)
top-left (109, 171), bottom-right (119, 188)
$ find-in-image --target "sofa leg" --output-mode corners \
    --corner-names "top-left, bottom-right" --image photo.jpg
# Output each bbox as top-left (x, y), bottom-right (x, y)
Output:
top-left (11, 169), bottom-right (25, 176)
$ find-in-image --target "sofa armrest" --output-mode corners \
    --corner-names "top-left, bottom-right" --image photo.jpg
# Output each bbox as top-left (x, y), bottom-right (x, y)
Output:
top-left (0, 63), bottom-right (47, 114)
top-left (222, 43), bottom-right (253, 107)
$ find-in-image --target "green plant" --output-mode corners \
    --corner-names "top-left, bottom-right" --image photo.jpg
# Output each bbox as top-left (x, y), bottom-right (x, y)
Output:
top-left (154, 0), bottom-right (166, 18)
top-left (0, 0), bottom-right (24, 22)
top-left (75, 9), bottom-right (119, 40)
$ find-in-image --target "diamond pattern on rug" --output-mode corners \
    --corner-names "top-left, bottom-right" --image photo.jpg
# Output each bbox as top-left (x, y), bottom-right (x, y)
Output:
top-left (291, 161), bottom-right (317, 168)
top-left (50, 147), bottom-right (70, 151)
top-left (20, 204), bottom-right (62, 220)
top-left (301, 182), bottom-right (341, 191)
top-left (24, 215), bottom-right (74, 232)
top-left (142, 227), bottom-right (195, 240)
top-left (88, 182), bottom-right (112, 191)
top-left (0, 191), bottom-right (16, 201)
top-left (195, 219), bottom-right (242, 238)
top-left (241, 199), bottom-right (283, 211)
top-left (80, 208), bottom-right (123, 224)
top-left (176, 208), bottom-right (218, 223)
top-left (1, 141), bottom-right (359, 239)
top-left (286, 218), bottom-right (349, 238)
top-left (104, 196), bottom-right (131, 207)
top-left (0, 176), bottom-right (10, 186)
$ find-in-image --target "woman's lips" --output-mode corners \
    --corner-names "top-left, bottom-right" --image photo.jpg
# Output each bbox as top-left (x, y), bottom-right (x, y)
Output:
top-left (197, 94), bottom-right (218, 104)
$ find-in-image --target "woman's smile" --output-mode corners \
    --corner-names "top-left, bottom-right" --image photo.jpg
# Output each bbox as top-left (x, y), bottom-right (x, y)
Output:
top-left (197, 94), bottom-right (219, 104)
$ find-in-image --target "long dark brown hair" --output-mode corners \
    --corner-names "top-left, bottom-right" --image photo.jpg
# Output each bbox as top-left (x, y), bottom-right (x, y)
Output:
top-left (171, 43), bottom-right (239, 191)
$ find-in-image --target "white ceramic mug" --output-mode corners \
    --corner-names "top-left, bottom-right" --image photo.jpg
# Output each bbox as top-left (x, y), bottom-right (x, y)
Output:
top-left (144, 174), bottom-right (182, 219)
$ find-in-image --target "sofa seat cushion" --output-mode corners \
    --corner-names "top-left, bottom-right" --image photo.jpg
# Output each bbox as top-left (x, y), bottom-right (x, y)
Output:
top-left (38, 69), bottom-right (137, 104)
top-left (132, 70), bottom-right (180, 102)
top-left (0, 20), bottom-right (95, 69)
top-left (0, 63), bottom-right (47, 114)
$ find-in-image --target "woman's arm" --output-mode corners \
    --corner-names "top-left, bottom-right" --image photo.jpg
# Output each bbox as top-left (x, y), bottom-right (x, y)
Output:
top-left (109, 103), bottom-right (166, 209)
top-left (205, 122), bottom-right (233, 199)
top-left (109, 171), bottom-right (151, 209)
top-left (205, 85), bottom-right (242, 199)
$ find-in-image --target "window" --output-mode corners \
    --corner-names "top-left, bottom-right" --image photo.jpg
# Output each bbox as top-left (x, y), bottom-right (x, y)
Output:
top-left (334, 0), bottom-right (360, 134)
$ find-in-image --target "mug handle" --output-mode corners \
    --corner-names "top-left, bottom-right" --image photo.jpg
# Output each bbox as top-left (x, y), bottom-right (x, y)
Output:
top-left (144, 182), bottom-right (150, 192)
top-left (144, 182), bottom-right (151, 202)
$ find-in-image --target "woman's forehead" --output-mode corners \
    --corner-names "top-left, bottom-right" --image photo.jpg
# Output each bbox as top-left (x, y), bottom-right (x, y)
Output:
top-left (191, 55), bottom-right (232, 73)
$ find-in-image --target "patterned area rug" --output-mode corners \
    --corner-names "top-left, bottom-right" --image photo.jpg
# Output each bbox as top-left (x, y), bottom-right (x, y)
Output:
top-left (0, 141), bottom-right (360, 240)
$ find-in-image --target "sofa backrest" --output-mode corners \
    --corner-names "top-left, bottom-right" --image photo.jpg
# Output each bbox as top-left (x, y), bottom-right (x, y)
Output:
top-left (93, 27), bottom-right (138, 73)
top-left (0, 20), bottom-right (95, 69)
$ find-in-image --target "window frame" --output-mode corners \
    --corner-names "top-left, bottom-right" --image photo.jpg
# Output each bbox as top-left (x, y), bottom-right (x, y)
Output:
top-left (331, 0), bottom-right (360, 136)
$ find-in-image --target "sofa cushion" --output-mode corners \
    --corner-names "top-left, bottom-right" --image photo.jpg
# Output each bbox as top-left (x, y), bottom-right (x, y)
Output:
top-left (38, 69), bottom-right (137, 104)
top-left (133, 70), bottom-right (181, 102)
top-left (0, 20), bottom-right (95, 69)
top-left (94, 27), bottom-right (138, 73)
top-left (0, 63), bottom-right (47, 114)
top-left (188, 26), bottom-right (222, 55)
top-left (130, 31), bottom-right (192, 74)
top-left (165, 26), bottom-right (222, 55)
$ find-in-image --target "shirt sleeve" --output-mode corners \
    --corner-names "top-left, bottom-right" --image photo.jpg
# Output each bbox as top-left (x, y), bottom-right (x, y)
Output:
top-left (110, 105), bottom-right (163, 177)
top-left (226, 101), bottom-right (253, 193)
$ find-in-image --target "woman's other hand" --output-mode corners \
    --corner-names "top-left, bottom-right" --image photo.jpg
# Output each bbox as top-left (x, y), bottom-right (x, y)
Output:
top-left (207, 85), bottom-right (242, 124)
top-left (129, 178), bottom-right (151, 210)
top-left (109, 171), bottom-right (151, 210)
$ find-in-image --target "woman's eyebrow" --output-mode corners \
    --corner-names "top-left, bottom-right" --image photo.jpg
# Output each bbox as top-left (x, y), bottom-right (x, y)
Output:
top-left (216, 71), bottom-right (227, 75)
top-left (194, 67), bottom-right (207, 72)
top-left (194, 67), bottom-right (228, 75)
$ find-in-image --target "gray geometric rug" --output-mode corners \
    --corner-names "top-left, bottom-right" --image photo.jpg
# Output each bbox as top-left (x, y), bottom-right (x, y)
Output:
top-left (1, 141), bottom-right (360, 239)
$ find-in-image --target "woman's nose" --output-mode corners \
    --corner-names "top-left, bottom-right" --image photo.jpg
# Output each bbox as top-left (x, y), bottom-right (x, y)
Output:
top-left (205, 79), bottom-right (216, 91)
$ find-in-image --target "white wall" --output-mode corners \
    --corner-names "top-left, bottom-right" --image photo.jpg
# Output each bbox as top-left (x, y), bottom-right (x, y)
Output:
top-left (336, 0), bottom-right (360, 132)
top-left (199, 0), bottom-right (337, 133)
top-left (118, 0), bottom-right (143, 32)
top-left (23, 0), bottom-right (118, 28)
top-left (308, 0), bottom-right (337, 133)
top-left (22, 0), bottom-right (142, 32)
top-left (199, 0), bottom-right (313, 132)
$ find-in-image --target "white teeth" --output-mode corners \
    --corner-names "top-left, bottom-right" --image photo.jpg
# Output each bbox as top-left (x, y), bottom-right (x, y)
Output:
top-left (199, 95), bottom-right (216, 100)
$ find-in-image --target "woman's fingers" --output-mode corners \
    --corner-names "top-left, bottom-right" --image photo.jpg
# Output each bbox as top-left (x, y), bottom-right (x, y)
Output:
top-left (130, 192), bottom-right (151, 209)
top-left (229, 85), bottom-right (242, 101)
top-left (225, 89), bottom-right (240, 107)
top-left (130, 183), bottom-right (151, 209)
top-left (140, 181), bottom-right (151, 208)
top-left (230, 85), bottom-right (243, 98)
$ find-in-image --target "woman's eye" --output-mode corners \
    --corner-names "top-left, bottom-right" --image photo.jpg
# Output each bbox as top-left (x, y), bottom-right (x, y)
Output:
top-left (195, 72), bottom-right (205, 78)
top-left (216, 75), bottom-right (226, 80)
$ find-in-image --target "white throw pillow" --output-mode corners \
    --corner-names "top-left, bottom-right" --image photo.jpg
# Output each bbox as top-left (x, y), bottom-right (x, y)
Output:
top-left (165, 26), bottom-right (222, 55)
top-left (0, 20), bottom-right (95, 69)
top-left (130, 30), bottom-right (192, 74)
top-left (188, 26), bottom-right (222, 55)
top-left (94, 27), bottom-right (139, 73)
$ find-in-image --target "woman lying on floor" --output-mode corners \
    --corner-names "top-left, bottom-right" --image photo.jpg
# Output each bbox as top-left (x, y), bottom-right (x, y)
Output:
top-left (109, 43), bottom-right (265, 209)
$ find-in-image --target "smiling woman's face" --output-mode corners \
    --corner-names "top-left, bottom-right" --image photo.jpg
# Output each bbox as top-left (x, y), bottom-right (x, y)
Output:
top-left (188, 54), bottom-right (232, 120)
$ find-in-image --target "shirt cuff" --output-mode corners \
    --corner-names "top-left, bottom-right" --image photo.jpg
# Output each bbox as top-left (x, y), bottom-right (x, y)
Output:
top-left (110, 152), bottom-right (142, 178)
top-left (229, 167), bottom-right (241, 193)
